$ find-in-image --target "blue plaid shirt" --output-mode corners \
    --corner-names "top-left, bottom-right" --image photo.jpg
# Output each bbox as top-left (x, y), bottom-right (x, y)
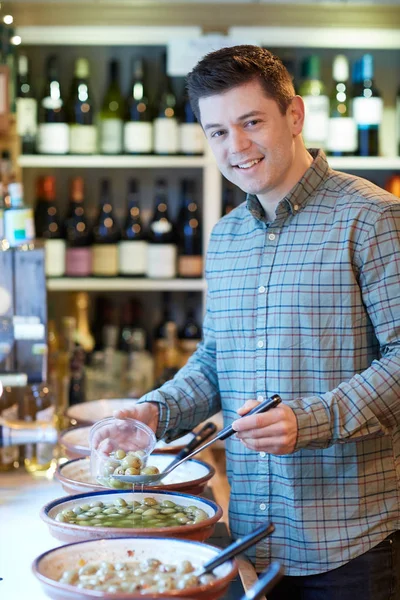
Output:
top-left (140, 149), bottom-right (400, 575)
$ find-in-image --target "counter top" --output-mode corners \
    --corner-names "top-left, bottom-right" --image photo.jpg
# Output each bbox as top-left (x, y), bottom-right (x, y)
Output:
top-left (0, 450), bottom-right (263, 600)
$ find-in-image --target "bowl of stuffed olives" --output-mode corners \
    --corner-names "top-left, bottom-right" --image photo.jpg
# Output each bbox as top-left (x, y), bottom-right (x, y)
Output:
top-left (32, 536), bottom-right (238, 600)
top-left (40, 490), bottom-right (223, 544)
top-left (56, 455), bottom-right (215, 496)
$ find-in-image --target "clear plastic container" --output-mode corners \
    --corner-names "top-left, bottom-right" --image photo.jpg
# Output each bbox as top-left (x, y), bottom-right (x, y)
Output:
top-left (89, 417), bottom-right (157, 488)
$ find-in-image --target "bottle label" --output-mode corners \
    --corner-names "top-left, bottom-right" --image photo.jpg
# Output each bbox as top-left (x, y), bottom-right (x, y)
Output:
top-left (65, 247), bottom-right (92, 277)
top-left (4, 208), bottom-right (35, 247)
top-left (147, 244), bottom-right (177, 278)
top-left (302, 95), bottom-right (329, 146)
top-left (352, 97), bottom-right (383, 126)
top-left (118, 240), bottom-right (148, 275)
top-left (150, 220), bottom-right (172, 235)
top-left (153, 118), bottom-right (179, 154)
top-left (16, 98), bottom-right (38, 136)
top-left (179, 123), bottom-right (204, 154)
top-left (327, 117), bottom-right (357, 153)
top-left (45, 239), bottom-right (66, 277)
top-left (92, 244), bottom-right (118, 276)
top-left (69, 124), bottom-right (97, 154)
top-left (37, 123), bottom-right (69, 154)
top-left (124, 122), bottom-right (153, 154)
top-left (178, 255), bottom-right (203, 278)
top-left (99, 119), bottom-right (123, 154)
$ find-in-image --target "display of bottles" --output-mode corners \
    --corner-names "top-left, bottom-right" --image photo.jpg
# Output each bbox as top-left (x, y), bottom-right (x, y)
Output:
top-left (179, 95), bottom-right (204, 155)
top-left (147, 179), bottom-right (177, 278)
top-left (64, 177), bottom-right (92, 277)
top-left (37, 55), bottom-right (69, 155)
top-left (299, 55), bottom-right (329, 150)
top-left (177, 179), bottom-right (203, 278)
top-left (327, 55), bottom-right (357, 157)
top-left (118, 178), bottom-right (148, 276)
top-left (352, 54), bottom-right (383, 157)
top-left (124, 58), bottom-right (153, 155)
top-left (92, 178), bottom-right (120, 276)
top-left (40, 176), bottom-right (66, 277)
top-left (16, 54), bottom-right (37, 154)
top-left (99, 59), bottom-right (124, 155)
top-left (68, 57), bottom-right (97, 155)
top-left (153, 54), bottom-right (179, 155)
top-left (3, 180), bottom-right (35, 247)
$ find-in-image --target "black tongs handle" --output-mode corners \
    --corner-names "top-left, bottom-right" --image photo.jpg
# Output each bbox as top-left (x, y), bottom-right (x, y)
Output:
top-left (218, 394), bottom-right (282, 441)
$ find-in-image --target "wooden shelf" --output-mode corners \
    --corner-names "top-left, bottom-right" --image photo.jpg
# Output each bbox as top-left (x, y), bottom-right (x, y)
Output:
top-left (18, 154), bottom-right (209, 169)
top-left (46, 277), bottom-right (207, 292)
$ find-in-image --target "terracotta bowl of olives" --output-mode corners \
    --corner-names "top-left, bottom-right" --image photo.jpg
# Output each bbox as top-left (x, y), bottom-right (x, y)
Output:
top-left (56, 455), bottom-right (215, 496)
top-left (40, 490), bottom-right (223, 545)
top-left (32, 536), bottom-right (238, 600)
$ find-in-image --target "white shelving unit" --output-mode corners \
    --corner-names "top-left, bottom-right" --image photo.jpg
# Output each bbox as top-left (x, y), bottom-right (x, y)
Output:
top-left (46, 278), bottom-right (207, 292)
top-left (18, 155), bottom-right (210, 169)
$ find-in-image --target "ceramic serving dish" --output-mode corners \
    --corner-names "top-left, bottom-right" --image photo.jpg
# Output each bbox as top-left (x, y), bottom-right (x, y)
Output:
top-left (40, 490), bottom-right (222, 544)
top-left (32, 536), bottom-right (237, 600)
top-left (55, 455), bottom-right (215, 496)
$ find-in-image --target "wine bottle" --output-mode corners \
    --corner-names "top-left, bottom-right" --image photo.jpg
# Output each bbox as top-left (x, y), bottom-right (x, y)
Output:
top-left (179, 95), bottom-right (204, 155)
top-left (147, 179), bottom-right (177, 279)
top-left (3, 180), bottom-right (35, 247)
top-left (16, 55), bottom-right (37, 154)
top-left (40, 175), bottom-right (66, 278)
top-left (153, 53), bottom-right (179, 155)
top-left (64, 177), bottom-right (92, 277)
top-left (92, 179), bottom-right (120, 276)
top-left (124, 58), bottom-right (153, 155)
top-left (99, 59), bottom-right (124, 155)
top-left (153, 292), bottom-right (173, 381)
top-left (37, 55), bottom-right (69, 155)
top-left (352, 54), bottom-right (383, 157)
top-left (33, 176), bottom-right (46, 238)
top-left (222, 181), bottom-right (236, 216)
top-left (118, 178), bottom-right (148, 277)
top-left (68, 57), bottom-right (97, 155)
top-left (177, 179), bottom-right (203, 278)
top-left (155, 321), bottom-right (180, 387)
top-left (179, 293), bottom-right (202, 367)
top-left (327, 55), bottom-right (357, 157)
top-left (299, 55), bottom-right (329, 149)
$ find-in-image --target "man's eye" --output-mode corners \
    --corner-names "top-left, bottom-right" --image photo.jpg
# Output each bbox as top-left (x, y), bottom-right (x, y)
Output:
top-left (246, 120), bottom-right (260, 127)
top-left (211, 130), bottom-right (225, 138)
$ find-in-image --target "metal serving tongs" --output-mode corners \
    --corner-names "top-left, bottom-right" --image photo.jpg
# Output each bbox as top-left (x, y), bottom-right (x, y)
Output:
top-left (239, 561), bottom-right (284, 600)
top-left (112, 394), bottom-right (282, 485)
top-left (194, 522), bottom-right (275, 577)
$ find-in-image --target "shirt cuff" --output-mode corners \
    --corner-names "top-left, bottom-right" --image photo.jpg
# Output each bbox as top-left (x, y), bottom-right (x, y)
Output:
top-left (286, 395), bottom-right (333, 450)
top-left (136, 390), bottom-right (182, 440)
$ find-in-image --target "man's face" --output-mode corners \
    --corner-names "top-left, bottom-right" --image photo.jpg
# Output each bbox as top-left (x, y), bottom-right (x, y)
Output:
top-left (199, 79), bottom-right (299, 198)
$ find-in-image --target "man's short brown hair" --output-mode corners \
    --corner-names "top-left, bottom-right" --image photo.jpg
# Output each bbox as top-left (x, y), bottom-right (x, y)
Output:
top-left (187, 45), bottom-right (295, 124)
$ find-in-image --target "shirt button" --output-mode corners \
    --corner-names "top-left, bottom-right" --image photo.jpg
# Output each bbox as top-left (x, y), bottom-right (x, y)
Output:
top-left (257, 340), bottom-right (264, 348)
top-left (257, 394), bottom-right (264, 402)
top-left (259, 452), bottom-right (266, 458)
top-left (268, 233), bottom-right (276, 241)
top-left (293, 204), bottom-right (299, 211)
top-left (259, 503), bottom-right (267, 511)
top-left (258, 285), bottom-right (266, 294)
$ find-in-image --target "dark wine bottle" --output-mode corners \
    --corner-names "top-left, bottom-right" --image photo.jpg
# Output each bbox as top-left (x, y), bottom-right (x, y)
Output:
top-left (153, 53), bottom-right (178, 155)
top-left (124, 58), bottom-right (153, 155)
top-left (16, 55), bottom-right (37, 154)
top-left (179, 95), bottom-right (204, 155)
top-left (92, 179), bottom-right (120, 276)
top-left (118, 179), bottom-right (148, 277)
top-left (147, 179), bottom-right (177, 279)
top-left (65, 177), bottom-right (92, 277)
top-left (99, 59), bottom-right (124, 155)
top-left (37, 55), bottom-right (69, 154)
top-left (40, 175), bottom-right (66, 277)
top-left (177, 179), bottom-right (202, 278)
top-left (352, 54), bottom-right (383, 157)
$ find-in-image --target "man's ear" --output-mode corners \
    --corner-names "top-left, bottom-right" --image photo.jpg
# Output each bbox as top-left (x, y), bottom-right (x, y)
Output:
top-left (288, 95), bottom-right (305, 136)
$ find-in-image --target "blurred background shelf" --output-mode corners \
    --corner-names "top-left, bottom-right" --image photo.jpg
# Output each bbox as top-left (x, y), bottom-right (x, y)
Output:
top-left (18, 154), bottom-right (211, 169)
top-left (46, 277), bottom-right (207, 292)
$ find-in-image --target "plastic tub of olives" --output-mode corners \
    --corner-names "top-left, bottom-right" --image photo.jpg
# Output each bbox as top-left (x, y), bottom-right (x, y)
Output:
top-left (40, 489), bottom-right (223, 544)
top-left (89, 417), bottom-right (160, 489)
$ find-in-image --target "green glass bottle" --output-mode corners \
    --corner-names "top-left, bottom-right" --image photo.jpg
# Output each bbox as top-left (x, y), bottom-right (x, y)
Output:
top-left (298, 55), bottom-right (329, 150)
top-left (99, 59), bottom-right (124, 155)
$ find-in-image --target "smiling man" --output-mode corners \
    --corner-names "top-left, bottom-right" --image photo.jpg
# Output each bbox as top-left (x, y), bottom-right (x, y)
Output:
top-left (98, 46), bottom-right (400, 599)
